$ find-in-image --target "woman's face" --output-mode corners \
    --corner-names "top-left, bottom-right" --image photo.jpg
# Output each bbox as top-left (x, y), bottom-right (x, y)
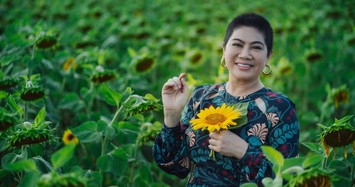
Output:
top-left (223, 26), bottom-right (270, 83)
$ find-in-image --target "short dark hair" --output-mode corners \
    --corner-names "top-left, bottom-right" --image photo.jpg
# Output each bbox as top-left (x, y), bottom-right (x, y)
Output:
top-left (223, 13), bottom-right (273, 57)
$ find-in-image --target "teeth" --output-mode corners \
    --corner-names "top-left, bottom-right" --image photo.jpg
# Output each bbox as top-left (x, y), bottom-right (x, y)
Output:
top-left (237, 63), bottom-right (251, 67)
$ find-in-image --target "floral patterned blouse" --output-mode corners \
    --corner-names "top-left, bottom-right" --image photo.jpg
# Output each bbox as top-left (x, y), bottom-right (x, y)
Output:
top-left (153, 83), bottom-right (299, 187)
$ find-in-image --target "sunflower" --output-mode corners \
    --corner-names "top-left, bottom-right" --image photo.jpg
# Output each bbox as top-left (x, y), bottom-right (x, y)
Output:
top-left (20, 87), bottom-right (45, 101)
top-left (332, 87), bottom-right (349, 108)
top-left (62, 129), bottom-right (79, 145)
top-left (304, 49), bottom-right (323, 63)
top-left (63, 57), bottom-right (77, 71)
top-left (90, 71), bottom-right (116, 83)
top-left (35, 35), bottom-right (58, 49)
top-left (286, 168), bottom-right (332, 187)
top-left (189, 103), bottom-right (242, 133)
top-left (320, 115), bottom-right (354, 159)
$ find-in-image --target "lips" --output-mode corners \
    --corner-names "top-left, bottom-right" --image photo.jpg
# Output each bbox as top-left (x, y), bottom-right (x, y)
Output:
top-left (236, 63), bottom-right (252, 67)
top-left (235, 62), bottom-right (253, 70)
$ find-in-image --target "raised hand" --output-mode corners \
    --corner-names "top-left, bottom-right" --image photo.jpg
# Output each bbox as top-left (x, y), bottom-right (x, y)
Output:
top-left (162, 73), bottom-right (189, 127)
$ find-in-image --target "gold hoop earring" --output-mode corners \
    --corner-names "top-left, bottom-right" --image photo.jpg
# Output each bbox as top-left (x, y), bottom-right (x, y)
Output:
top-left (220, 56), bottom-right (226, 67)
top-left (262, 64), bottom-right (272, 75)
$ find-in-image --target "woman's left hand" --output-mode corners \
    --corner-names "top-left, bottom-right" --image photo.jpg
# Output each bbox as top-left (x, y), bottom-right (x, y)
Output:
top-left (208, 130), bottom-right (249, 159)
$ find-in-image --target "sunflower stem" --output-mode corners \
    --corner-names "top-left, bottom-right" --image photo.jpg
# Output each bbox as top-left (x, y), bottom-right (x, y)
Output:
top-left (110, 105), bottom-right (122, 126)
top-left (209, 149), bottom-right (216, 161)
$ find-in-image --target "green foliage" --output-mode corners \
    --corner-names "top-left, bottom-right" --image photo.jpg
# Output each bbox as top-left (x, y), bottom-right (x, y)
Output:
top-left (51, 143), bottom-right (76, 170)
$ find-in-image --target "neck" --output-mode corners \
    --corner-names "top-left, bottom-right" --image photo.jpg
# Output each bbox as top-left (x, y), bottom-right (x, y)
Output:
top-left (226, 79), bottom-right (264, 97)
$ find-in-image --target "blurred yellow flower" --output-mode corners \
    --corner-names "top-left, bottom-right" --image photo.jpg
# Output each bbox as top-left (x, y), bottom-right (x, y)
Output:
top-left (63, 57), bottom-right (76, 71)
top-left (62, 129), bottom-right (79, 145)
top-left (190, 103), bottom-right (242, 133)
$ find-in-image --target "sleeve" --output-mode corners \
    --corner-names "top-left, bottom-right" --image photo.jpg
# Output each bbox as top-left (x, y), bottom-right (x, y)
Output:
top-left (152, 86), bottom-right (205, 179)
top-left (152, 123), bottom-right (190, 179)
top-left (237, 96), bottom-right (300, 185)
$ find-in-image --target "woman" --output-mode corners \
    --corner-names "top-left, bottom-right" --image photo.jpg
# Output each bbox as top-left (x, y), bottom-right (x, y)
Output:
top-left (153, 13), bottom-right (299, 186)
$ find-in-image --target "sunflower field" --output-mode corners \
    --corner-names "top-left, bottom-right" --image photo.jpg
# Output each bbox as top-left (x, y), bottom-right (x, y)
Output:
top-left (0, 0), bottom-right (354, 186)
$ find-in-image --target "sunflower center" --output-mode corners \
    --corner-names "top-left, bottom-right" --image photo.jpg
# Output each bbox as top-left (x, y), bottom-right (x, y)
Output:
top-left (205, 114), bottom-right (226, 125)
top-left (67, 134), bottom-right (75, 141)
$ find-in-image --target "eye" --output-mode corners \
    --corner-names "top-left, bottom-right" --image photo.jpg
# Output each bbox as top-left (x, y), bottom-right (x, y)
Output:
top-left (252, 46), bottom-right (262, 50)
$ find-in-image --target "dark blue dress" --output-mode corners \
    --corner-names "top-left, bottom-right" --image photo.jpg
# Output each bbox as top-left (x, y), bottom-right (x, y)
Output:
top-left (153, 83), bottom-right (299, 186)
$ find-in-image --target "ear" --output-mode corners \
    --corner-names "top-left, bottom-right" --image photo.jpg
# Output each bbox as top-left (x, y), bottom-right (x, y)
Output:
top-left (267, 50), bottom-right (273, 60)
top-left (221, 42), bottom-right (226, 55)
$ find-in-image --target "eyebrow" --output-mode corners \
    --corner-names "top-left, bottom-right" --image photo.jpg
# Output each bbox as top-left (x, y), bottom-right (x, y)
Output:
top-left (232, 38), bottom-right (265, 46)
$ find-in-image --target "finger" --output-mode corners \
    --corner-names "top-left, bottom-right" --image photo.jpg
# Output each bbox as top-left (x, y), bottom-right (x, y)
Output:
top-left (208, 145), bottom-right (220, 153)
top-left (172, 76), bottom-right (181, 89)
top-left (179, 73), bottom-right (188, 92)
top-left (164, 77), bottom-right (180, 90)
top-left (162, 79), bottom-right (176, 91)
top-left (209, 131), bottom-right (220, 139)
top-left (208, 138), bottom-right (216, 146)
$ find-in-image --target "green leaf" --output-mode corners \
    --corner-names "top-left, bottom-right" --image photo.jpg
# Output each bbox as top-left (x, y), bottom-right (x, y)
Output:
top-left (261, 178), bottom-right (274, 187)
top-left (282, 157), bottom-right (305, 171)
top-left (3, 159), bottom-right (37, 172)
top-left (262, 176), bottom-right (283, 187)
top-left (261, 146), bottom-right (284, 167)
top-left (302, 154), bottom-right (323, 168)
top-left (97, 147), bottom-right (128, 174)
top-left (103, 124), bottom-right (116, 139)
top-left (18, 171), bottom-right (40, 187)
top-left (34, 107), bottom-right (46, 127)
top-left (144, 93), bottom-right (158, 101)
top-left (240, 183), bottom-right (258, 187)
top-left (85, 170), bottom-right (102, 187)
top-left (97, 155), bottom-right (112, 172)
top-left (7, 95), bottom-right (23, 118)
top-left (51, 142), bottom-right (76, 170)
top-left (97, 120), bottom-right (108, 133)
top-left (302, 142), bottom-right (322, 154)
top-left (282, 166), bottom-right (305, 181)
top-left (71, 121), bottom-right (101, 143)
top-left (0, 91), bottom-right (8, 99)
top-left (136, 163), bottom-right (152, 184)
top-left (58, 92), bottom-right (85, 112)
top-left (99, 84), bottom-right (122, 106)
top-left (115, 121), bottom-right (140, 134)
top-left (127, 47), bottom-right (137, 57)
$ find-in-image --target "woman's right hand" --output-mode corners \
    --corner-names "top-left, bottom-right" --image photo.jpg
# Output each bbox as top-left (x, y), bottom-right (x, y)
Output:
top-left (162, 73), bottom-right (189, 127)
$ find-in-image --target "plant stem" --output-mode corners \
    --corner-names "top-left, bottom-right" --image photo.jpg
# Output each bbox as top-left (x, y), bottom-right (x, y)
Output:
top-left (322, 156), bottom-right (328, 170)
top-left (109, 105), bottom-right (122, 126)
top-left (24, 102), bottom-right (28, 122)
top-left (86, 82), bottom-right (95, 119)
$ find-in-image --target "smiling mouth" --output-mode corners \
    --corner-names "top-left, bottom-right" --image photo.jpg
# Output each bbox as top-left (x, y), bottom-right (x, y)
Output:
top-left (235, 63), bottom-right (253, 68)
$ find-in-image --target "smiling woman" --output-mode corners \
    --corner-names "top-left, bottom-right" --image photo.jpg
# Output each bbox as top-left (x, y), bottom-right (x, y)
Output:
top-left (153, 13), bottom-right (299, 187)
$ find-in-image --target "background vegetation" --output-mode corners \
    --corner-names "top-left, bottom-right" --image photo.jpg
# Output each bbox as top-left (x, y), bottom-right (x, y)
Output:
top-left (0, 0), bottom-right (354, 186)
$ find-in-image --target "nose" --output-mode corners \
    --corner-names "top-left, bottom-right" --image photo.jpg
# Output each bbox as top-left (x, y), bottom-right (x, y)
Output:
top-left (239, 47), bottom-right (252, 59)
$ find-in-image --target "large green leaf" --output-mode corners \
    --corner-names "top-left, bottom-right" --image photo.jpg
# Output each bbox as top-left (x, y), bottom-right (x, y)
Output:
top-left (58, 92), bottom-right (85, 112)
top-left (96, 147), bottom-right (128, 175)
top-left (302, 142), bottom-right (322, 154)
top-left (99, 84), bottom-right (122, 106)
top-left (302, 154), bottom-right (323, 168)
top-left (71, 121), bottom-right (101, 143)
top-left (34, 107), bottom-right (46, 126)
top-left (51, 142), bottom-right (76, 170)
top-left (18, 171), bottom-right (40, 187)
top-left (261, 146), bottom-right (284, 167)
top-left (240, 183), bottom-right (258, 187)
top-left (7, 95), bottom-right (23, 118)
top-left (3, 159), bottom-right (37, 172)
top-left (85, 170), bottom-right (102, 187)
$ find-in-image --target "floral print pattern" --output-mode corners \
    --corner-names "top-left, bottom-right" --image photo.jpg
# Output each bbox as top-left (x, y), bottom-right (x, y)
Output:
top-left (153, 82), bottom-right (299, 186)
